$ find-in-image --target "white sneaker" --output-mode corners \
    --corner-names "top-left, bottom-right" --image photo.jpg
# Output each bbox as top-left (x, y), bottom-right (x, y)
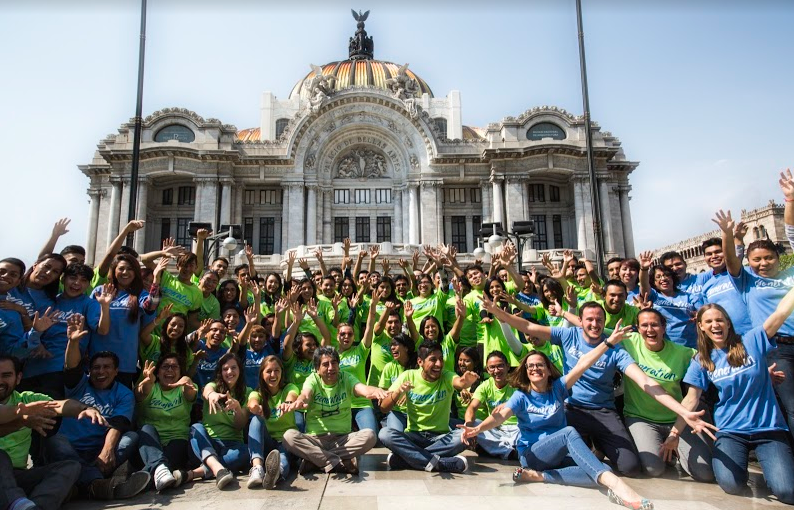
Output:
top-left (154, 464), bottom-right (176, 492)
top-left (247, 465), bottom-right (265, 489)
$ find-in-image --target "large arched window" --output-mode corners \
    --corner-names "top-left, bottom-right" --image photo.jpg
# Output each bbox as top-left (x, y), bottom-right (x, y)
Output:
top-left (275, 118), bottom-right (290, 139)
top-left (154, 124), bottom-right (195, 143)
top-left (526, 122), bottom-right (566, 141)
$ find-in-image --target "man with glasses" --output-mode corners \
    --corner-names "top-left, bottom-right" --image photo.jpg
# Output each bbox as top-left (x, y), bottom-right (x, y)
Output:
top-left (281, 346), bottom-right (388, 475)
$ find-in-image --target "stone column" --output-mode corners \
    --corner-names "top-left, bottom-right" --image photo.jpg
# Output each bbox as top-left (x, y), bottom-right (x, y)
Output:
top-left (420, 181), bottom-right (441, 245)
top-left (599, 179), bottom-right (615, 255)
top-left (393, 188), bottom-right (403, 244)
top-left (106, 178), bottom-right (121, 246)
top-left (219, 178), bottom-right (234, 227)
top-left (480, 179), bottom-right (492, 224)
top-left (286, 183), bottom-right (305, 249)
top-left (618, 185), bottom-right (636, 257)
top-left (193, 178), bottom-right (204, 222)
top-left (281, 184), bottom-right (290, 251)
top-left (505, 176), bottom-right (526, 230)
top-left (305, 184), bottom-right (317, 245)
top-left (86, 189), bottom-right (103, 265)
top-left (322, 189), bottom-right (332, 244)
top-left (134, 177), bottom-right (149, 254)
top-left (491, 174), bottom-right (505, 229)
top-left (572, 177), bottom-right (587, 252)
top-left (233, 183), bottom-right (244, 225)
top-left (408, 183), bottom-right (420, 245)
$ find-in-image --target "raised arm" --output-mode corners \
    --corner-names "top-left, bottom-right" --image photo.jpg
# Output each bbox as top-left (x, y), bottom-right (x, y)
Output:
top-left (763, 285), bottom-right (794, 338)
top-left (313, 248), bottom-right (328, 278)
top-left (638, 251), bottom-right (653, 297)
top-left (712, 210), bottom-right (742, 277)
top-left (96, 220), bottom-right (145, 278)
top-left (38, 218), bottom-right (71, 260)
top-left (281, 303), bottom-right (304, 359)
top-left (141, 238), bottom-right (186, 270)
top-left (306, 299), bottom-right (331, 347)
top-left (780, 169), bottom-right (794, 232)
top-left (64, 314), bottom-right (89, 370)
top-left (448, 297), bottom-right (466, 343)
top-left (193, 228), bottom-right (210, 277)
top-left (482, 295), bottom-right (552, 341)
top-left (565, 323), bottom-right (632, 390)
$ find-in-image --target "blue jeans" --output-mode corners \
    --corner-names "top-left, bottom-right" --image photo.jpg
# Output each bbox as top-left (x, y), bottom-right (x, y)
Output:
top-left (712, 430), bottom-right (794, 504)
top-left (378, 427), bottom-right (466, 470)
top-left (520, 426), bottom-right (611, 488)
top-left (189, 423), bottom-right (250, 475)
top-left (473, 419), bottom-right (520, 459)
top-left (248, 416), bottom-right (290, 477)
top-left (769, 342), bottom-right (794, 435)
top-left (138, 424), bottom-right (190, 473)
top-left (352, 407), bottom-right (378, 433)
top-left (384, 411), bottom-right (407, 432)
top-left (46, 431), bottom-right (139, 488)
top-left (294, 411), bottom-right (306, 433)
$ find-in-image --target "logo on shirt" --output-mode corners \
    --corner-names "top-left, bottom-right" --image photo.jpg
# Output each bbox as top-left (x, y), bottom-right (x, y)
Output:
top-left (710, 355), bottom-right (757, 383)
top-left (407, 388), bottom-right (447, 405)
top-left (566, 346), bottom-right (607, 369)
top-left (526, 400), bottom-right (560, 416)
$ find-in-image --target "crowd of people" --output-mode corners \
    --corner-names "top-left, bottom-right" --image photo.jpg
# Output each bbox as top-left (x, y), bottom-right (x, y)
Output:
top-left (2, 170), bottom-right (794, 510)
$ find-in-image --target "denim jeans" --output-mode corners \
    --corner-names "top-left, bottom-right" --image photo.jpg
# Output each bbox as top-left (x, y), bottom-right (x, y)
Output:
top-left (769, 342), bottom-right (794, 435)
top-left (189, 423), bottom-right (250, 475)
top-left (352, 407), bottom-right (378, 433)
top-left (520, 426), bottom-right (611, 487)
top-left (294, 411), bottom-right (306, 433)
top-left (626, 417), bottom-right (714, 482)
top-left (378, 427), bottom-right (466, 471)
top-left (383, 411), bottom-right (407, 432)
top-left (0, 449), bottom-right (80, 510)
top-left (472, 419), bottom-right (520, 459)
top-left (565, 404), bottom-right (641, 477)
top-left (46, 431), bottom-right (139, 488)
top-left (248, 415), bottom-right (290, 477)
top-left (138, 424), bottom-right (190, 474)
top-left (712, 430), bottom-right (794, 504)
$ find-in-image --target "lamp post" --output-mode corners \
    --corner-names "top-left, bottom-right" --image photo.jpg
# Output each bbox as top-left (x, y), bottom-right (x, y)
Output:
top-left (189, 222), bottom-right (241, 262)
top-left (478, 221), bottom-right (535, 270)
top-left (126, 0), bottom-right (148, 248)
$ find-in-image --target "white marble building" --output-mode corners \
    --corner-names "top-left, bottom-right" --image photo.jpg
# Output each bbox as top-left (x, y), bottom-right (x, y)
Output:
top-left (79, 15), bottom-right (639, 270)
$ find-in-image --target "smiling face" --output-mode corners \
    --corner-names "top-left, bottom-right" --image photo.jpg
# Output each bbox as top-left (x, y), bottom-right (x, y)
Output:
top-left (420, 349), bottom-right (444, 381)
top-left (62, 273), bottom-right (90, 298)
top-left (663, 256), bottom-right (687, 281)
top-left (747, 247), bottom-right (780, 278)
top-left (199, 272), bottom-right (219, 293)
top-left (29, 258), bottom-right (64, 288)
top-left (222, 308), bottom-right (240, 331)
top-left (703, 244), bottom-right (725, 270)
top-left (525, 354), bottom-right (549, 388)
top-left (113, 260), bottom-right (136, 289)
top-left (0, 360), bottom-right (21, 403)
top-left (165, 316), bottom-right (186, 340)
top-left (220, 282), bottom-right (238, 303)
top-left (390, 341), bottom-right (409, 364)
top-left (488, 279), bottom-right (504, 299)
top-left (575, 268), bottom-right (589, 287)
top-left (265, 275), bottom-right (280, 295)
top-left (580, 306), bottom-right (605, 342)
top-left (0, 262), bottom-right (23, 293)
top-left (206, 322), bottom-right (227, 348)
top-left (89, 355), bottom-right (118, 390)
top-left (607, 260), bottom-right (622, 280)
top-left (316, 354), bottom-right (339, 385)
top-left (340, 279), bottom-right (355, 297)
top-left (603, 284), bottom-right (626, 314)
top-left (210, 259), bottom-right (228, 279)
top-left (698, 308), bottom-right (730, 348)
top-left (385, 314), bottom-right (402, 336)
top-left (157, 357), bottom-right (182, 385)
top-left (619, 264), bottom-right (638, 287)
top-left (466, 268), bottom-right (484, 289)
top-left (249, 328), bottom-right (268, 351)
top-left (177, 259), bottom-right (197, 281)
top-left (220, 358), bottom-right (240, 388)
top-left (457, 352), bottom-right (475, 374)
top-left (652, 267), bottom-right (675, 294)
top-left (261, 360), bottom-right (282, 391)
top-left (486, 355), bottom-right (508, 386)
top-left (422, 318), bottom-right (440, 341)
top-left (300, 281), bottom-right (314, 301)
top-left (394, 278), bottom-right (409, 298)
top-left (299, 336), bottom-right (318, 360)
top-left (417, 276), bottom-right (433, 298)
top-left (638, 311), bottom-right (665, 351)
top-left (320, 278), bottom-right (336, 298)
top-left (337, 325), bottom-right (355, 351)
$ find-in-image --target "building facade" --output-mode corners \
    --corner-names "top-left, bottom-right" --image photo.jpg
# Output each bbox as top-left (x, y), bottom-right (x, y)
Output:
top-left (651, 200), bottom-right (788, 273)
top-left (79, 15), bottom-right (639, 270)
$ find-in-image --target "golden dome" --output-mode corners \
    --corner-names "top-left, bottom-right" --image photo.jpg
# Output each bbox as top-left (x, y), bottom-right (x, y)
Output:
top-left (289, 60), bottom-right (433, 100)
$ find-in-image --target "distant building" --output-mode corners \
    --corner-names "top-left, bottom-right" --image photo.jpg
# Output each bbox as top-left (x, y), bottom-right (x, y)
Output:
top-left (651, 200), bottom-right (787, 273)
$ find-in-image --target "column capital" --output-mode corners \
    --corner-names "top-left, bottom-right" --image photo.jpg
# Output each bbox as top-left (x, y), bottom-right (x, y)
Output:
top-left (87, 188), bottom-right (106, 198)
top-left (193, 177), bottom-right (217, 185)
top-left (420, 180), bottom-right (443, 190)
top-left (305, 183), bottom-right (319, 192)
top-left (489, 174), bottom-right (504, 184)
top-left (505, 174), bottom-right (527, 184)
top-left (219, 177), bottom-right (236, 186)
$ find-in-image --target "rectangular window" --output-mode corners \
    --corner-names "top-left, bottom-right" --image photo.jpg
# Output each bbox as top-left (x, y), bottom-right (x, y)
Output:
top-left (334, 189), bottom-right (350, 204)
top-left (375, 189), bottom-right (392, 204)
top-left (470, 188), bottom-right (482, 204)
top-left (160, 218), bottom-right (171, 244)
top-left (550, 185), bottom-right (561, 203)
top-left (176, 218), bottom-right (192, 247)
top-left (334, 217), bottom-right (349, 243)
top-left (260, 189), bottom-right (281, 205)
top-left (162, 188), bottom-right (173, 205)
top-left (552, 214), bottom-right (563, 248)
top-left (177, 186), bottom-right (196, 206)
top-left (527, 184), bottom-right (545, 203)
top-left (450, 216), bottom-right (467, 253)
top-left (354, 189), bottom-right (370, 204)
top-left (244, 190), bottom-right (257, 205)
top-left (532, 215), bottom-right (548, 250)
top-left (472, 215), bottom-right (482, 240)
top-left (355, 217), bottom-right (370, 243)
top-left (376, 216), bottom-right (391, 243)
top-left (243, 217), bottom-right (254, 248)
top-left (443, 188), bottom-right (465, 203)
top-left (259, 217), bottom-right (275, 255)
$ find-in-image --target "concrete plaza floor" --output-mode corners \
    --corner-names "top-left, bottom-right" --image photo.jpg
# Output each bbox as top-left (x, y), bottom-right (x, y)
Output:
top-left (66, 447), bottom-right (788, 510)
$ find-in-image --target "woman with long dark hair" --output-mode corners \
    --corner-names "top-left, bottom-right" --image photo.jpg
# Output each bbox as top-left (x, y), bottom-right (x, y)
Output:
top-left (378, 333), bottom-right (418, 432)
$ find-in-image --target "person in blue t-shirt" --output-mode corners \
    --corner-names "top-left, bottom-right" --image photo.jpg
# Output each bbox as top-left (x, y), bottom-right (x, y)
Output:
top-left (460, 326), bottom-right (660, 510)
top-left (658, 251), bottom-right (710, 296)
top-left (676, 290), bottom-right (794, 504)
top-left (716, 207), bottom-right (794, 437)
top-left (480, 297), bottom-right (715, 478)
top-left (698, 237), bottom-right (753, 335)
top-left (46, 314), bottom-right (151, 500)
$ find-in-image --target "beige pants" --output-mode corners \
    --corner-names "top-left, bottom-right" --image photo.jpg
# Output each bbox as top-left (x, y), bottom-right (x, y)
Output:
top-left (282, 429), bottom-right (377, 472)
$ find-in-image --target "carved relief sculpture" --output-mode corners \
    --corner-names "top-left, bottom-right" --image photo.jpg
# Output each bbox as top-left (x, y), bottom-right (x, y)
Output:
top-left (305, 64), bottom-right (337, 114)
top-left (335, 148), bottom-right (388, 179)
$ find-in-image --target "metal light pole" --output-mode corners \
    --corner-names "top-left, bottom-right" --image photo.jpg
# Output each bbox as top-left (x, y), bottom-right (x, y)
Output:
top-left (126, 0), bottom-right (148, 247)
top-left (575, 0), bottom-right (606, 275)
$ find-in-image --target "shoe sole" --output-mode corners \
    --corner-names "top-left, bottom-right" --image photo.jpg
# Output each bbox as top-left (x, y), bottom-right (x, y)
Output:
top-left (264, 450), bottom-right (280, 489)
top-left (217, 472), bottom-right (234, 490)
top-left (114, 472), bottom-right (151, 499)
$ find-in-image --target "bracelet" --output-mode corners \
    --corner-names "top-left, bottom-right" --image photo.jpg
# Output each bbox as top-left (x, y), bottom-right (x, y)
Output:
top-left (668, 429), bottom-right (680, 438)
top-left (604, 339), bottom-right (615, 349)
top-left (786, 198), bottom-right (794, 203)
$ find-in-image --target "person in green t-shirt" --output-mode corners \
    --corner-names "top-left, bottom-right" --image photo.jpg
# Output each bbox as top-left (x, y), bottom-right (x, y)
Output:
top-left (367, 294), bottom-right (419, 387)
top-left (418, 297), bottom-right (465, 373)
top-left (379, 340), bottom-right (479, 473)
top-left (188, 352), bottom-right (251, 489)
top-left (378, 334), bottom-right (419, 432)
top-left (197, 270), bottom-right (221, 322)
top-left (599, 280), bottom-right (641, 336)
top-left (460, 264), bottom-right (487, 347)
top-left (464, 350), bottom-right (519, 459)
top-left (408, 273), bottom-right (447, 332)
top-left (338, 310), bottom-right (376, 432)
top-left (280, 346), bottom-right (387, 475)
top-left (135, 353), bottom-right (198, 491)
top-left (139, 308), bottom-right (197, 378)
top-left (623, 309), bottom-right (713, 482)
top-left (246, 355), bottom-right (299, 489)
top-left (141, 246), bottom-right (203, 332)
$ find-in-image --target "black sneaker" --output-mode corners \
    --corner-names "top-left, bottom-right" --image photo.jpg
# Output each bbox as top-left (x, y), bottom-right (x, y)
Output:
top-left (438, 455), bottom-right (469, 473)
top-left (88, 478), bottom-right (115, 501)
top-left (263, 450), bottom-right (280, 489)
top-left (215, 468), bottom-right (233, 489)
top-left (113, 471), bottom-right (151, 499)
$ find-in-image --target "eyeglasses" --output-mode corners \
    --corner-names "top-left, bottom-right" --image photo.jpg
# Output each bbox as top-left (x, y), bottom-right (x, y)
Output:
top-left (526, 363), bottom-right (546, 370)
top-left (161, 364), bottom-right (180, 370)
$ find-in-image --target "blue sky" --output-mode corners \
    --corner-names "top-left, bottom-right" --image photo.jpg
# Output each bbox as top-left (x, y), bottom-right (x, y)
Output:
top-left (1, 0), bottom-right (792, 263)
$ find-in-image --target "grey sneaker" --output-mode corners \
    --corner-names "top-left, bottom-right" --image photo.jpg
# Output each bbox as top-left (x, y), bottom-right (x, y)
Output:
top-left (246, 465), bottom-right (265, 489)
top-left (438, 455), bottom-right (469, 473)
top-left (215, 468), bottom-right (233, 490)
top-left (113, 471), bottom-right (151, 499)
top-left (263, 450), bottom-right (280, 489)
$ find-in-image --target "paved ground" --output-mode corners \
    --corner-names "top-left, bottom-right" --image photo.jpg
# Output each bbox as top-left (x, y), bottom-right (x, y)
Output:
top-left (66, 448), bottom-right (788, 510)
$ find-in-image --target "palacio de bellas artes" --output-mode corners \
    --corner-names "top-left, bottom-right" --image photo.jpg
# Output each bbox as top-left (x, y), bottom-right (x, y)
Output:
top-left (79, 10), bottom-right (638, 270)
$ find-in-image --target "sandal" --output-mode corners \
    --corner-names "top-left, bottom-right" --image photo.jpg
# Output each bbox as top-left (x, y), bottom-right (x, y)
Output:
top-left (607, 489), bottom-right (654, 510)
top-left (512, 467), bottom-right (524, 483)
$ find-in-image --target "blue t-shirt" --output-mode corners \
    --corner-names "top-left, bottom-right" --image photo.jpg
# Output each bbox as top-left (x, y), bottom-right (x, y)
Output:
top-left (58, 374), bottom-right (135, 451)
top-left (732, 266), bottom-right (794, 336)
top-left (683, 327), bottom-right (787, 434)
top-left (0, 295), bottom-right (42, 357)
top-left (550, 327), bottom-right (634, 410)
top-left (678, 272), bottom-right (712, 296)
top-left (194, 340), bottom-right (228, 390)
top-left (700, 270), bottom-right (753, 335)
top-left (89, 287), bottom-right (154, 374)
top-left (244, 346), bottom-right (277, 391)
top-left (8, 287), bottom-right (52, 318)
top-left (648, 289), bottom-right (702, 349)
top-left (24, 293), bottom-right (101, 378)
top-left (506, 377), bottom-right (568, 453)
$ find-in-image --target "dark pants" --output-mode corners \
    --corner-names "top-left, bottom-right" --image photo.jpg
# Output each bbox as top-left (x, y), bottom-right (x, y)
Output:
top-left (0, 449), bottom-right (80, 510)
top-left (565, 404), bottom-right (640, 477)
top-left (138, 424), bottom-right (190, 474)
top-left (769, 342), bottom-right (794, 436)
top-left (47, 432), bottom-right (140, 488)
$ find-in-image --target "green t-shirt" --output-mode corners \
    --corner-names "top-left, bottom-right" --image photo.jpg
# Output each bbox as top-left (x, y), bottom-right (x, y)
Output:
top-left (461, 289), bottom-right (484, 347)
top-left (284, 354), bottom-right (314, 388)
top-left (139, 335), bottom-right (195, 374)
top-left (504, 280), bottom-right (518, 295)
top-left (602, 304), bottom-right (640, 336)
top-left (454, 387), bottom-right (487, 421)
top-left (621, 333), bottom-right (695, 423)
top-left (528, 340), bottom-right (565, 374)
top-left (297, 300), bottom-right (334, 346)
top-left (302, 371), bottom-right (360, 435)
top-left (159, 271), bottom-right (203, 316)
top-left (366, 331), bottom-right (393, 386)
top-left (201, 382), bottom-right (253, 441)
top-left (339, 343), bottom-right (371, 409)
top-left (0, 391), bottom-right (51, 468)
top-left (533, 302), bottom-right (569, 328)
top-left (472, 377), bottom-right (518, 425)
top-left (444, 293), bottom-right (458, 334)
top-left (408, 289), bottom-right (447, 333)
top-left (137, 383), bottom-right (195, 444)
top-left (479, 320), bottom-right (523, 367)
top-left (248, 383), bottom-right (299, 441)
top-left (378, 360), bottom-right (407, 413)
top-left (199, 293), bottom-right (221, 322)
top-left (390, 369), bottom-right (455, 433)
